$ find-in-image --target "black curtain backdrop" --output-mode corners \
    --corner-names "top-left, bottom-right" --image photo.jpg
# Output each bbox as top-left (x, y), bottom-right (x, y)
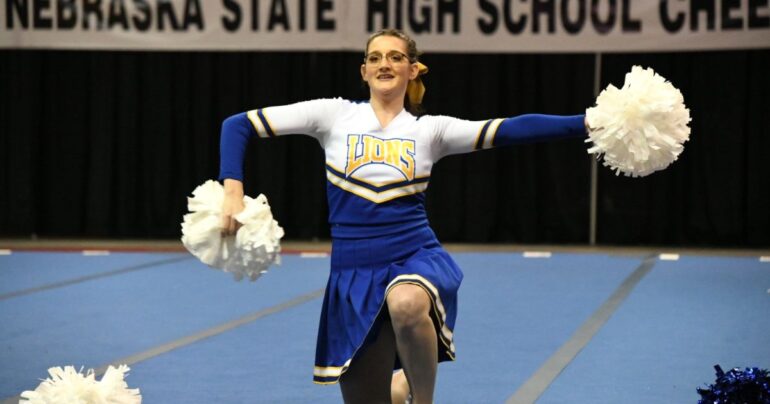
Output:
top-left (1, 49), bottom-right (768, 247)
top-left (598, 51), bottom-right (770, 247)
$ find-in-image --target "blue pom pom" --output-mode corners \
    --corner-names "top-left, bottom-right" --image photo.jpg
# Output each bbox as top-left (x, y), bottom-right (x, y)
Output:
top-left (697, 365), bottom-right (770, 404)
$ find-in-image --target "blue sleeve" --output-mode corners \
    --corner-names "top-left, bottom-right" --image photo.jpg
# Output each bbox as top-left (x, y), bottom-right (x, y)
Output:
top-left (493, 114), bottom-right (586, 147)
top-left (433, 113), bottom-right (587, 158)
top-left (218, 112), bottom-right (258, 181)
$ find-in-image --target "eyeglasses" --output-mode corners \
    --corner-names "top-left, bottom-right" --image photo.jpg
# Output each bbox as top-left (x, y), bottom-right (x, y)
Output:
top-left (364, 51), bottom-right (411, 65)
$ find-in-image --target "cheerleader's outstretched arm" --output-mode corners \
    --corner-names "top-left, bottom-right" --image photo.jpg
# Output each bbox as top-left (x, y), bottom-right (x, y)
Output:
top-left (433, 113), bottom-right (587, 158)
top-left (492, 114), bottom-right (587, 146)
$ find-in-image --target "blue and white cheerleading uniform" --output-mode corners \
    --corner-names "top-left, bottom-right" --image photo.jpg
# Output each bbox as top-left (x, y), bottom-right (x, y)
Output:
top-left (219, 98), bottom-right (586, 384)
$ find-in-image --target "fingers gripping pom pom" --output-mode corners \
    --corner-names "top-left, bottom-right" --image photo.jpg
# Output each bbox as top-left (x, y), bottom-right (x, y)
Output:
top-left (20, 365), bottom-right (141, 404)
top-left (181, 180), bottom-right (284, 281)
top-left (586, 65), bottom-right (691, 177)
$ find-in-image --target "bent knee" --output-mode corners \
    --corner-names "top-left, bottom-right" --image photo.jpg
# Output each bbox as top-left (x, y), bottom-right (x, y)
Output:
top-left (386, 284), bottom-right (432, 329)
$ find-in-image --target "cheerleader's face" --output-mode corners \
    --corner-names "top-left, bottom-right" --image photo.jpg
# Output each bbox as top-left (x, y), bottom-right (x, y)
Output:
top-left (361, 36), bottom-right (419, 100)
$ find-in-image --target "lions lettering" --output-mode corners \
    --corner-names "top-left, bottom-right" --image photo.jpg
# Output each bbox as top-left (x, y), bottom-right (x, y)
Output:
top-left (346, 135), bottom-right (416, 181)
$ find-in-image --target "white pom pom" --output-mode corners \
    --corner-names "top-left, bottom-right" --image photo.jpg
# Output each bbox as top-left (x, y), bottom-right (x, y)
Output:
top-left (586, 65), bottom-right (691, 177)
top-left (181, 180), bottom-right (284, 281)
top-left (20, 365), bottom-right (141, 404)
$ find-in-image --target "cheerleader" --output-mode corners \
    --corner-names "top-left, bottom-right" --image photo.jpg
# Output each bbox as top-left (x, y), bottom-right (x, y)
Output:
top-left (219, 29), bottom-right (587, 403)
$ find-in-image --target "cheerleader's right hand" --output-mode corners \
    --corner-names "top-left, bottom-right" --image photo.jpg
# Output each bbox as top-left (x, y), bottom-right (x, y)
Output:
top-left (221, 179), bottom-right (245, 235)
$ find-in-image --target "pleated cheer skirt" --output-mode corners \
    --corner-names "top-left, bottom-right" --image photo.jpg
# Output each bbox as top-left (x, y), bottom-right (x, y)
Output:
top-left (313, 224), bottom-right (463, 384)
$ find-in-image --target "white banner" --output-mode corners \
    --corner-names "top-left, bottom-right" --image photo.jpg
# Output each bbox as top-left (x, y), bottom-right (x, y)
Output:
top-left (1, 0), bottom-right (768, 52)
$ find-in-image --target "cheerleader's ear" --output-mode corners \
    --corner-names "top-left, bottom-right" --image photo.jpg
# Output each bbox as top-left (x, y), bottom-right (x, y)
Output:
top-left (360, 63), bottom-right (368, 83)
top-left (409, 62), bottom-right (419, 80)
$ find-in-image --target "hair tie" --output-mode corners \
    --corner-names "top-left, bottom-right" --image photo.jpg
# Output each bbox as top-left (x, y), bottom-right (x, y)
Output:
top-left (407, 62), bottom-right (429, 105)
